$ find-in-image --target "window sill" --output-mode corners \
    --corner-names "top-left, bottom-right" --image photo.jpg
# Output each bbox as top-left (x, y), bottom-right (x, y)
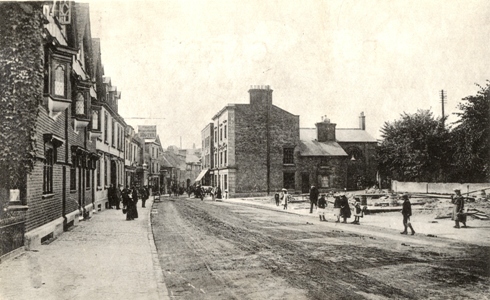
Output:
top-left (42, 193), bottom-right (54, 199)
top-left (283, 164), bottom-right (295, 166)
top-left (70, 190), bottom-right (77, 194)
top-left (97, 186), bottom-right (102, 191)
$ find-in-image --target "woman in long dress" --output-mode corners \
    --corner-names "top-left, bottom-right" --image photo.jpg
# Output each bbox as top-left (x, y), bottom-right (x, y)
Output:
top-left (339, 195), bottom-right (351, 223)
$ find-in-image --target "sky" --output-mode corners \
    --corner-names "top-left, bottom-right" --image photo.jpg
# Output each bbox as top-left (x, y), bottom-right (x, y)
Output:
top-left (88, 0), bottom-right (490, 149)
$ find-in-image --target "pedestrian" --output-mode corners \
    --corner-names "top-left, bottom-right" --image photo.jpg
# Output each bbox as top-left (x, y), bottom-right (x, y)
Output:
top-left (318, 193), bottom-right (327, 221)
top-left (333, 195), bottom-right (342, 222)
top-left (351, 201), bottom-right (362, 225)
top-left (108, 184), bottom-right (115, 209)
top-left (131, 185), bottom-right (139, 219)
top-left (339, 194), bottom-right (351, 223)
top-left (216, 186), bottom-right (222, 199)
top-left (451, 188), bottom-right (467, 228)
top-left (309, 185), bottom-right (319, 213)
top-left (211, 186), bottom-right (216, 201)
top-left (115, 184), bottom-right (122, 210)
top-left (400, 194), bottom-right (415, 235)
top-left (140, 185), bottom-right (149, 208)
top-left (122, 185), bottom-right (133, 221)
top-left (281, 188), bottom-right (289, 210)
top-left (274, 191), bottom-right (280, 206)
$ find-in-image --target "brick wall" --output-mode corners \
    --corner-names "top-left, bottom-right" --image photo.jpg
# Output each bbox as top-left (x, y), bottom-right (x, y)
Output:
top-left (296, 156), bottom-right (347, 193)
top-left (234, 104), bottom-right (299, 194)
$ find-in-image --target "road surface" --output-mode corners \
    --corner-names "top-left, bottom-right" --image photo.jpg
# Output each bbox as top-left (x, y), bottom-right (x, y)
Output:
top-left (151, 197), bottom-right (489, 299)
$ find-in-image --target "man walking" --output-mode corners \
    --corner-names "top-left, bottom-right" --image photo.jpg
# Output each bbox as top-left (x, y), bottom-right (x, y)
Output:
top-left (317, 193), bottom-right (327, 221)
top-left (452, 188), bottom-right (467, 228)
top-left (309, 185), bottom-right (319, 213)
top-left (400, 194), bottom-right (415, 235)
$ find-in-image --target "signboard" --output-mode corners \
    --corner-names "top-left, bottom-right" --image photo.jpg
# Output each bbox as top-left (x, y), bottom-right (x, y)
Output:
top-left (138, 125), bottom-right (157, 139)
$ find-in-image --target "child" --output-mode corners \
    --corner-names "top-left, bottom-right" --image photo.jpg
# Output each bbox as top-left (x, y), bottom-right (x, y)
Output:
top-left (351, 201), bottom-right (363, 224)
top-left (318, 194), bottom-right (327, 221)
top-left (282, 189), bottom-right (289, 210)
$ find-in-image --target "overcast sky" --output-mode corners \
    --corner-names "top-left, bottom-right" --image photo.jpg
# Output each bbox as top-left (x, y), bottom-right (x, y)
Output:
top-left (88, 0), bottom-right (490, 149)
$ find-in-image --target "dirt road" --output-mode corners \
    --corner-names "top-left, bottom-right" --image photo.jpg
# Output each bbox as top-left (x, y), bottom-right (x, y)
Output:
top-left (151, 197), bottom-right (490, 299)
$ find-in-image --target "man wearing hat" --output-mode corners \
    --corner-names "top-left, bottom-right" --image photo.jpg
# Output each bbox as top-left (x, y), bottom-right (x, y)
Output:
top-left (451, 188), bottom-right (467, 228)
top-left (400, 194), bottom-right (415, 235)
top-left (309, 185), bottom-right (319, 213)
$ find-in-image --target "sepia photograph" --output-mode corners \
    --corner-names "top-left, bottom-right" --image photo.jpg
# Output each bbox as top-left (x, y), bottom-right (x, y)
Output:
top-left (0, 0), bottom-right (489, 299)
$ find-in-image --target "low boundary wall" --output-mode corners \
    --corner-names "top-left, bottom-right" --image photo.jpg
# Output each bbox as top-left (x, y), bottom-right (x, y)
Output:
top-left (391, 181), bottom-right (490, 195)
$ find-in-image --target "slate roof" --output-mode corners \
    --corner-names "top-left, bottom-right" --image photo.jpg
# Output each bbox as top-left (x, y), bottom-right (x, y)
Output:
top-left (300, 128), bottom-right (377, 143)
top-left (298, 140), bottom-right (348, 157)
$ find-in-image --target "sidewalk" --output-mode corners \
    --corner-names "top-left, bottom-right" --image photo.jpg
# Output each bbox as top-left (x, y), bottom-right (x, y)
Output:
top-left (0, 197), bottom-right (168, 300)
top-left (219, 196), bottom-right (490, 247)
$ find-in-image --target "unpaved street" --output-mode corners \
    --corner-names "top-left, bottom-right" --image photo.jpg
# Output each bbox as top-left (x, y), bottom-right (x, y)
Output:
top-left (151, 197), bottom-right (490, 299)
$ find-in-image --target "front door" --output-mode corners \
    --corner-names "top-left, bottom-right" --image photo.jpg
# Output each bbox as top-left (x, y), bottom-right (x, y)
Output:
top-left (301, 173), bottom-right (309, 193)
top-left (111, 160), bottom-right (117, 187)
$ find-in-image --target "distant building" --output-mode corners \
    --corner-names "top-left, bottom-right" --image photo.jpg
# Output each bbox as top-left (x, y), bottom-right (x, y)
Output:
top-left (207, 85), bottom-right (300, 197)
top-left (197, 123), bottom-right (214, 186)
top-left (298, 113), bottom-right (377, 193)
top-left (202, 86), bottom-right (378, 198)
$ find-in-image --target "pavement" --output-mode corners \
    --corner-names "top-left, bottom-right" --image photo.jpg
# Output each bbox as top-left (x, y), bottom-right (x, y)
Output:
top-left (1, 193), bottom-right (489, 300)
top-left (217, 196), bottom-right (490, 247)
top-left (0, 196), bottom-right (169, 300)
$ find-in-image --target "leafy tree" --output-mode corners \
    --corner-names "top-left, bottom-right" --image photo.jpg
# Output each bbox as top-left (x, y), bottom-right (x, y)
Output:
top-left (449, 82), bottom-right (490, 182)
top-left (377, 110), bottom-right (451, 182)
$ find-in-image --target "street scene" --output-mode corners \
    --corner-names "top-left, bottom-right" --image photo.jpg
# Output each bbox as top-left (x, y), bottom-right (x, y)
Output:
top-left (1, 0), bottom-right (490, 299)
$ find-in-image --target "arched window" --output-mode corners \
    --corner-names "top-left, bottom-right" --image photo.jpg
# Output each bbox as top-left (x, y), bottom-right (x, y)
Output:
top-left (75, 93), bottom-right (85, 115)
top-left (92, 110), bottom-right (99, 130)
top-left (54, 65), bottom-right (65, 96)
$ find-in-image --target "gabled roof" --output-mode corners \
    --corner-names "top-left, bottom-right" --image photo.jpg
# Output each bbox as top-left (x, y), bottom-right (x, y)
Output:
top-left (336, 129), bottom-right (377, 143)
top-left (300, 128), bottom-right (377, 143)
top-left (298, 140), bottom-right (348, 157)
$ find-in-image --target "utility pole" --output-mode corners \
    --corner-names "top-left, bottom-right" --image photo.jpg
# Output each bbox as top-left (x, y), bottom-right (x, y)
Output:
top-left (440, 90), bottom-right (446, 127)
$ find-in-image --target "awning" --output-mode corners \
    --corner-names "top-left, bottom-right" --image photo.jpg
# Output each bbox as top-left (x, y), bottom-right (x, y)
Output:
top-left (194, 169), bottom-right (209, 182)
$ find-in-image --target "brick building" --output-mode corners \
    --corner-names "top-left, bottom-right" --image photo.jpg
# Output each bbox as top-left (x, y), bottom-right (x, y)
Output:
top-left (22, 2), bottom-right (102, 248)
top-left (0, 2), bottom-right (132, 255)
top-left (124, 125), bottom-right (145, 188)
top-left (298, 113), bottom-right (378, 193)
top-left (202, 86), bottom-right (378, 198)
top-left (198, 123), bottom-right (214, 186)
top-left (207, 85), bottom-right (300, 198)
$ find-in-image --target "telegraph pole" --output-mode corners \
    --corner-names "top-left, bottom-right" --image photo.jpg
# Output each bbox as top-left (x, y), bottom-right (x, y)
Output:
top-left (440, 90), bottom-right (446, 127)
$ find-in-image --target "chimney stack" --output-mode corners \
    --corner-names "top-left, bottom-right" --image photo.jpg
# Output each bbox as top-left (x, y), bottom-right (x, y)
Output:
top-left (359, 112), bottom-right (365, 130)
top-left (316, 116), bottom-right (336, 142)
top-left (248, 85), bottom-right (273, 107)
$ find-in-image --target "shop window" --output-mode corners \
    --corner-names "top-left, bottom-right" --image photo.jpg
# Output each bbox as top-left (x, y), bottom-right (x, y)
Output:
top-left (283, 148), bottom-right (294, 164)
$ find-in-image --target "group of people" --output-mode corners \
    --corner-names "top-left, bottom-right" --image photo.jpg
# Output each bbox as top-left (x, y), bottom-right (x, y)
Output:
top-left (309, 185), bottom-right (363, 224)
top-left (108, 184), bottom-right (150, 221)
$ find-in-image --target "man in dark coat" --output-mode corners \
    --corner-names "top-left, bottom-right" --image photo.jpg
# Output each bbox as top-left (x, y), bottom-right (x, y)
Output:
top-left (114, 184), bottom-right (122, 210)
top-left (140, 185), bottom-right (149, 208)
top-left (451, 188), bottom-right (467, 228)
top-left (400, 194), bottom-right (415, 235)
top-left (108, 184), bottom-right (115, 209)
top-left (309, 185), bottom-right (319, 213)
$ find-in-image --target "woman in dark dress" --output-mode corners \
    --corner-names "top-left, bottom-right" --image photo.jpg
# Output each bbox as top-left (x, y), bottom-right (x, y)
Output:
top-left (131, 186), bottom-right (139, 219)
top-left (122, 186), bottom-right (133, 221)
top-left (340, 195), bottom-right (351, 223)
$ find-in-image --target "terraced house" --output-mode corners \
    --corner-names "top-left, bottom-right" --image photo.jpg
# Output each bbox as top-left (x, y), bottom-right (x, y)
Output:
top-left (0, 1), bottom-right (132, 258)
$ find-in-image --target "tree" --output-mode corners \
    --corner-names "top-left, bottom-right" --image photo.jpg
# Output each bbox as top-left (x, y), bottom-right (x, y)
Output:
top-left (377, 110), bottom-right (451, 182)
top-left (449, 82), bottom-right (490, 182)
